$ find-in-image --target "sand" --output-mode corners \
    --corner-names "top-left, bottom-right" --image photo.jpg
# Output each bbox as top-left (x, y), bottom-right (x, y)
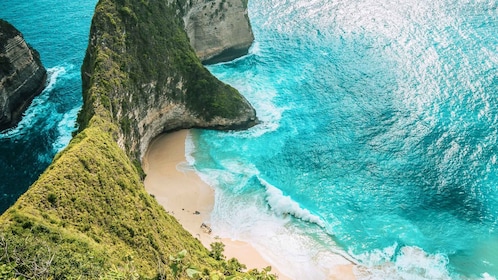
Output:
top-left (142, 130), bottom-right (356, 280)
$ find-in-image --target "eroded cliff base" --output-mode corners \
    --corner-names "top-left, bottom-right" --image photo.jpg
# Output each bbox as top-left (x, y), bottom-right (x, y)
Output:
top-left (0, 19), bottom-right (46, 131)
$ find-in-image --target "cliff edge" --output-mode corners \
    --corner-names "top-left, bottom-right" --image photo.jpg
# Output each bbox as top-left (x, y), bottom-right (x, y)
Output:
top-left (184, 0), bottom-right (254, 64)
top-left (0, 0), bottom-right (271, 279)
top-left (79, 0), bottom-right (257, 162)
top-left (0, 19), bottom-right (47, 131)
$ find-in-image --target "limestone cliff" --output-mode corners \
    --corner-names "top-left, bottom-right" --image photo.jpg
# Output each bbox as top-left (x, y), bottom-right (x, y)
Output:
top-left (0, 0), bottom-right (275, 278)
top-left (183, 0), bottom-right (254, 64)
top-left (79, 0), bottom-right (257, 162)
top-left (0, 19), bottom-right (47, 130)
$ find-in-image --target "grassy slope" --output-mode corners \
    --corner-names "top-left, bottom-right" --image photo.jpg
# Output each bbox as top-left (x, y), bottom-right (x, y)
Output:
top-left (0, 102), bottom-right (272, 279)
top-left (1, 123), bottom-right (218, 278)
top-left (0, 0), bottom-right (272, 279)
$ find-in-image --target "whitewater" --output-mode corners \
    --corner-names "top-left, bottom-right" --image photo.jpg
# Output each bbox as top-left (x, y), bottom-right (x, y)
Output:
top-left (189, 0), bottom-right (498, 279)
top-left (0, 1), bottom-right (98, 213)
top-left (0, 0), bottom-right (497, 279)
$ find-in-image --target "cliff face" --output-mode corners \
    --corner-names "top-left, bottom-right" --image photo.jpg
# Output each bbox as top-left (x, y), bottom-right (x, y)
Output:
top-left (0, 19), bottom-right (46, 131)
top-left (183, 0), bottom-right (254, 64)
top-left (79, 0), bottom-right (257, 162)
top-left (0, 0), bottom-right (266, 278)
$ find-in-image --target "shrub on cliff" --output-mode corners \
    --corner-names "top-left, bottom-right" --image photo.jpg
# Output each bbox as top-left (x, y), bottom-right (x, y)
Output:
top-left (79, 0), bottom-right (256, 161)
top-left (0, 0), bottom-right (273, 278)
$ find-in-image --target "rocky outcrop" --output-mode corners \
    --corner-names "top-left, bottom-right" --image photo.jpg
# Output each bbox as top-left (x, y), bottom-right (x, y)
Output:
top-left (0, 1), bottom-right (270, 278)
top-left (79, 0), bottom-right (257, 162)
top-left (183, 0), bottom-right (254, 64)
top-left (0, 19), bottom-right (46, 130)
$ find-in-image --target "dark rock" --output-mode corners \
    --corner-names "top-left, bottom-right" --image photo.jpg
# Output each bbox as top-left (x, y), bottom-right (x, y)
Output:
top-left (0, 19), bottom-right (46, 131)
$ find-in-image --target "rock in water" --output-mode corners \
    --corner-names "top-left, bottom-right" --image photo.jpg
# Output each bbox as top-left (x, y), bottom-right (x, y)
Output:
top-left (183, 0), bottom-right (254, 64)
top-left (0, 19), bottom-right (47, 131)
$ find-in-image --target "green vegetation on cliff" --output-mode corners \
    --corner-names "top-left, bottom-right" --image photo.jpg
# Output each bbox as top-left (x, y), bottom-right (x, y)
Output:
top-left (0, 123), bottom-right (273, 279)
top-left (79, 0), bottom-right (256, 161)
top-left (0, 0), bottom-right (270, 279)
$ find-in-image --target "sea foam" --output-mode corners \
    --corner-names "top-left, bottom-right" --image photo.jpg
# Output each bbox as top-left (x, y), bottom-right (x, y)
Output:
top-left (351, 244), bottom-right (453, 280)
top-left (190, 0), bottom-right (498, 278)
top-left (259, 177), bottom-right (326, 227)
top-left (52, 105), bottom-right (79, 153)
top-left (207, 177), bottom-right (353, 280)
top-left (0, 66), bottom-right (66, 138)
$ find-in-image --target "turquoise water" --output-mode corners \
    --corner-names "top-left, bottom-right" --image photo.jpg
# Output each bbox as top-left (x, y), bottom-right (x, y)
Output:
top-left (0, 1), bottom-right (98, 212)
top-left (188, 0), bottom-right (498, 279)
top-left (0, 0), bottom-right (497, 279)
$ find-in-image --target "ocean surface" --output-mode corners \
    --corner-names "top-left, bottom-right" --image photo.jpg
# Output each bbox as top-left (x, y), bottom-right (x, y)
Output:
top-left (1, 0), bottom-right (497, 279)
top-left (0, 0), bottom-right (98, 213)
top-left (189, 0), bottom-right (498, 279)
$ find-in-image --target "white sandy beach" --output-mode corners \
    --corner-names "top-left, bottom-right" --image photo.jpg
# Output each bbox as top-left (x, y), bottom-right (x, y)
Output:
top-left (142, 130), bottom-right (356, 280)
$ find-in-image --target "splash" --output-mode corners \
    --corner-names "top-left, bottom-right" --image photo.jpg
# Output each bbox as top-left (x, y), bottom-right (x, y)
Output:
top-left (259, 177), bottom-right (326, 227)
top-left (193, 0), bottom-right (498, 278)
top-left (0, 66), bottom-right (66, 138)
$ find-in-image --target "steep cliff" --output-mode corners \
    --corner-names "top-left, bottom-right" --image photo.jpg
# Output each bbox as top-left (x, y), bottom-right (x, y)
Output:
top-left (0, 0), bottom-right (270, 279)
top-left (0, 19), bottom-right (47, 131)
top-left (183, 0), bottom-right (254, 64)
top-left (79, 0), bottom-right (257, 162)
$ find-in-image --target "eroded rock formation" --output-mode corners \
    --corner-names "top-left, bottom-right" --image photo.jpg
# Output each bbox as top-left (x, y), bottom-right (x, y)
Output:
top-left (0, 1), bottom-right (272, 278)
top-left (0, 19), bottom-right (46, 130)
top-left (79, 0), bottom-right (257, 162)
top-left (183, 0), bottom-right (254, 64)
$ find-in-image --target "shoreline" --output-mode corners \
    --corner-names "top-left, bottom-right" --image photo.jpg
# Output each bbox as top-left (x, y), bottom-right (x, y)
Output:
top-left (142, 130), bottom-right (290, 279)
top-left (142, 130), bottom-right (356, 280)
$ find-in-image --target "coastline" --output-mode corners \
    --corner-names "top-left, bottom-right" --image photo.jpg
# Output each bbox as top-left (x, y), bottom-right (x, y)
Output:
top-left (142, 130), bottom-right (356, 279)
top-left (142, 130), bottom-right (290, 279)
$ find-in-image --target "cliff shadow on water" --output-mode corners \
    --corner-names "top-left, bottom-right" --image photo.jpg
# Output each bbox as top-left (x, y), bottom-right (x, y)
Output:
top-left (0, 0), bottom-right (273, 279)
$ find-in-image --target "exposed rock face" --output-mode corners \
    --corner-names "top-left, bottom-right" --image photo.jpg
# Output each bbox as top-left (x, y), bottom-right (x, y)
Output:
top-left (79, 0), bottom-right (257, 162)
top-left (183, 0), bottom-right (254, 64)
top-left (0, 19), bottom-right (46, 130)
top-left (0, 2), bottom-right (268, 278)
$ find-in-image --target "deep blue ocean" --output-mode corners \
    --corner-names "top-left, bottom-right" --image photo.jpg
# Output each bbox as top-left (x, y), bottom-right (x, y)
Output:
top-left (1, 0), bottom-right (497, 279)
top-left (0, 0), bottom-right (98, 213)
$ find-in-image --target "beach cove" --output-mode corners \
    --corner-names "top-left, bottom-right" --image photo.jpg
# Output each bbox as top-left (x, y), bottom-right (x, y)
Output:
top-left (142, 130), bottom-right (356, 279)
top-left (1, 0), bottom-right (496, 278)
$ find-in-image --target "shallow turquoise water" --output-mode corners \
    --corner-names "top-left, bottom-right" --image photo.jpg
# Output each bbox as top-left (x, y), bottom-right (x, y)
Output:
top-left (189, 0), bottom-right (498, 278)
top-left (0, 0), bottom-right (497, 278)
